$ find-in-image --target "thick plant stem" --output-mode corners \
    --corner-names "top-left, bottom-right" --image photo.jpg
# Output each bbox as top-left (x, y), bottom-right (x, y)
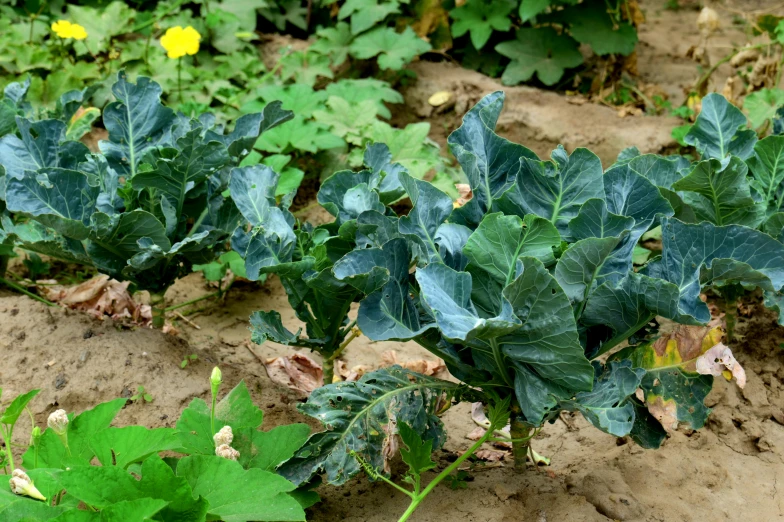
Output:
top-left (322, 358), bottom-right (335, 385)
top-left (510, 413), bottom-right (532, 472)
top-left (150, 292), bottom-right (166, 329)
top-left (725, 299), bottom-right (737, 343)
top-left (0, 255), bottom-right (8, 279)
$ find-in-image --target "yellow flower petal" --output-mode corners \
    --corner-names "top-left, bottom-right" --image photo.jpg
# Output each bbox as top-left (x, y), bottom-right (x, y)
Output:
top-left (70, 24), bottom-right (88, 40)
top-left (52, 20), bottom-right (73, 38)
top-left (160, 25), bottom-right (201, 59)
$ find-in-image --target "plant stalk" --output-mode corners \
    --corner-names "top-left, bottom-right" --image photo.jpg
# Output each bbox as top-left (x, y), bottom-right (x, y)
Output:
top-left (725, 298), bottom-right (737, 343)
top-left (164, 290), bottom-right (221, 312)
top-left (510, 412), bottom-right (532, 472)
top-left (150, 291), bottom-right (166, 328)
top-left (0, 255), bottom-right (8, 279)
top-left (323, 325), bottom-right (361, 384)
top-left (0, 276), bottom-right (55, 306)
top-left (177, 58), bottom-right (182, 102)
top-left (0, 427), bottom-right (14, 471)
top-left (396, 424), bottom-right (496, 522)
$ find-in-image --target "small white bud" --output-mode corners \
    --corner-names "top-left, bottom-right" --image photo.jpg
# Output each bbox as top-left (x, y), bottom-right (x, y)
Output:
top-left (213, 425), bottom-right (233, 447)
top-left (47, 409), bottom-right (69, 435)
top-left (697, 7), bottom-right (719, 35)
top-left (215, 444), bottom-right (240, 461)
top-left (9, 469), bottom-right (46, 501)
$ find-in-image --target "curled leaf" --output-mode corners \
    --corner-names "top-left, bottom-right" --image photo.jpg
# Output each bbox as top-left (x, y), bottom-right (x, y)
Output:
top-left (696, 343), bottom-right (746, 388)
top-left (263, 353), bottom-right (324, 398)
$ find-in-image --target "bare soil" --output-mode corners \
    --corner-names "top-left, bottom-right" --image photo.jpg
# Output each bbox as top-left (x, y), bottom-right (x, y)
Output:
top-left (3, 1), bottom-right (784, 521)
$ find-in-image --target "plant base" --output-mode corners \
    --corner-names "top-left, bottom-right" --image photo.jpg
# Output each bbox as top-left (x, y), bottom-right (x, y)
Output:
top-left (510, 414), bottom-right (533, 472)
top-left (150, 292), bottom-right (166, 328)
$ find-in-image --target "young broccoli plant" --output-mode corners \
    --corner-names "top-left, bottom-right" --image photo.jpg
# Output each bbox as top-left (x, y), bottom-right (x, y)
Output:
top-left (264, 91), bottom-right (784, 520)
top-left (0, 72), bottom-right (292, 325)
top-left (232, 143), bottom-right (409, 383)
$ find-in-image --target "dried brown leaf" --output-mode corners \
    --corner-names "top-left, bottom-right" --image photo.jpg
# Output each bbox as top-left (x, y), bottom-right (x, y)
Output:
top-left (263, 353), bottom-right (324, 398)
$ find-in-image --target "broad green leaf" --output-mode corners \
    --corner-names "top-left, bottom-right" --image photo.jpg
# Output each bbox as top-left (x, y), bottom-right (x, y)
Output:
top-left (398, 172), bottom-right (454, 263)
top-left (561, 3), bottom-right (637, 55)
top-left (178, 455), bottom-right (305, 522)
top-left (684, 93), bottom-right (756, 160)
top-left (658, 217), bottom-right (784, 322)
top-left (310, 23), bottom-right (354, 66)
top-left (499, 257), bottom-right (594, 393)
top-left (349, 27), bottom-right (431, 70)
top-left (324, 79), bottom-right (402, 119)
top-left (250, 310), bottom-right (322, 350)
top-left (568, 199), bottom-right (634, 240)
top-left (6, 169), bottom-right (97, 240)
top-left (446, 91), bottom-right (537, 226)
top-left (554, 236), bottom-right (621, 312)
top-left (55, 466), bottom-right (145, 508)
top-left (464, 213), bottom-right (560, 285)
top-left (255, 117), bottom-right (344, 154)
top-left (279, 51), bottom-right (334, 86)
top-left (561, 361), bottom-right (645, 436)
top-left (583, 272), bottom-right (689, 358)
top-left (745, 88), bottom-right (784, 129)
top-left (495, 28), bottom-right (583, 86)
top-left (90, 426), bottom-right (180, 468)
top-left (628, 399), bottom-right (668, 449)
top-left (176, 381), bottom-right (263, 462)
top-left (1, 389), bottom-right (40, 426)
top-left (278, 366), bottom-right (460, 486)
top-left (100, 72), bottom-right (175, 177)
top-left (248, 424), bottom-right (311, 472)
top-left (87, 210), bottom-right (171, 279)
top-left (53, 498), bottom-right (169, 521)
top-left (519, 0), bottom-right (550, 21)
top-left (451, 0), bottom-right (514, 50)
top-left (339, 0), bottom-right (400, 34)
top-left (0, 119), bottom-right (89, 180)
top-left (67, 2), bottom-right (135, 55)
top-left (254, 84), bottom-right (328, 119)
top-left (671, 156), bottom-right (763, 227)
top-left (496, 145), bottom-right (603, 234)
top-left (132, 129), bottom-right (230, 217)
top-left (24, 398), bottom-right (127, 469)
top-left (747, 135), bottom-right (784, 212)
top-left (137, 455), bottom-right (209, 522)
top-left (416, 262), bottom-right (521, 342)
top-left (229, 165), bottom-right (278, 227)
top-left (333, 237), bottom-right (408, 295)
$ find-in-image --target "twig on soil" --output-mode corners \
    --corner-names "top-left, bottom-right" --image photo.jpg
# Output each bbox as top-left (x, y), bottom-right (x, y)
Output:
top-left (174, 311), bottom-right (201, 330)
top-left (245, 341), bottom-right (265, 365)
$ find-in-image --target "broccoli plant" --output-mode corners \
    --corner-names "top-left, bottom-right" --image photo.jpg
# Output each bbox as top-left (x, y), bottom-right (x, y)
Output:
top-left (0, 369), bottom-right (316, 520)
top-left (625, 93), bottom-right (784, 336)
top-left (249, 91), bottom-right (784, 520)
top-left (0, 72), bottom-right (292, 325)
top-left (232, 142), bottom-right (408, 383)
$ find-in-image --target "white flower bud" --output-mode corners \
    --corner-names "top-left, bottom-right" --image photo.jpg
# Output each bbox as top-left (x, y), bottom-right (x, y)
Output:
top-left (210, 367), bottom-right (222, 388)
top-left (697, 7), bottom-right (719, 35)
top-left (213, 425), bottom-right (233, 447)
top-left (9, 469), bottom-right (46, 501)
top-left (215, 444), bottom-right (240, 461)
top-left (47, 409), bottom-right (69, 435)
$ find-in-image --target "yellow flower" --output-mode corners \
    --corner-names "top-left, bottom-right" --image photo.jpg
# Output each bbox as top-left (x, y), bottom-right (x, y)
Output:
top-left (51, 20), bottom-right (88, 40)
top-left (160, 26), bottom-right (201, 59)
